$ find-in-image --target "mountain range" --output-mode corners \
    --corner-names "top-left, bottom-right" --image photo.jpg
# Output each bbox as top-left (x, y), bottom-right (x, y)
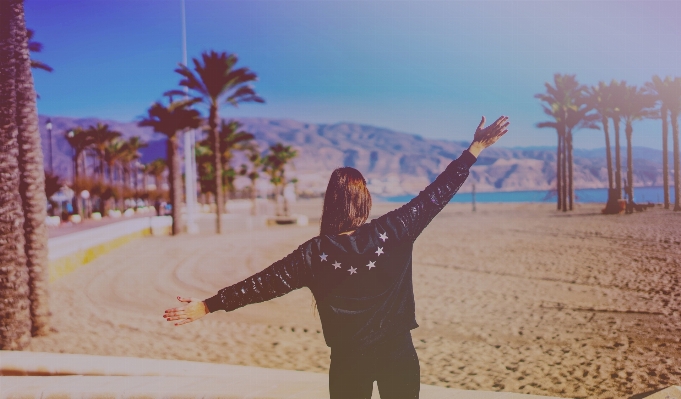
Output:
top-left (38, 115), bottom-right (672, 196)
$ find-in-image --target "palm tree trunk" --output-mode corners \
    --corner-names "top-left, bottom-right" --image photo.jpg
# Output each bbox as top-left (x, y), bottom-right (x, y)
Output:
top-left (73, 150), bottom-right (80, 180)
top-left (561, 132), bottom-right (567, 212)
top-left (250, 177), bottom-right (257, 216)
top-left (209, 103), bottom-right (223, 234)
top-left (282, 170), bottom-right (289, 216)
top-left (613, 117), bottom-right (622, 200)
top-left (567, 130), bottom-right (574, 211)
top-left (602, 115), bottom-right (614, 190)
top-left (107, 163), bottom-right (114, 186)
top-left (0, 0), bottom-right (32, 349)
top-left (625, 121), bottom-right (634, 210)
top-left (672, 110), bottom-right (681, 211)
top-left (13, 0), bottom-right (50, 337)
top-left (99, 158), bottom-right (105, 182)
top-left (168, 135), bottom-right (184, 235)
top-left (661, 107), bottom-right (670, 209)
top-left (556, 132), bottom-right (563, 210)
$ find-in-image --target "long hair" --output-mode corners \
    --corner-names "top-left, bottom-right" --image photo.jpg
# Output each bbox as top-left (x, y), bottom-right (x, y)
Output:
top-left (320, 167), bottom-right (372, 236)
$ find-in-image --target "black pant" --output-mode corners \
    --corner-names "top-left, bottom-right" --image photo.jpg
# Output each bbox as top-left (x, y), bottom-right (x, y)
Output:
top-left (329, 331), bottom-right (420, 399)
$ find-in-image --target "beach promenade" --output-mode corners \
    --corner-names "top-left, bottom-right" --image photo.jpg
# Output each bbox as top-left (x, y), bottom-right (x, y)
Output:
top-left (8, 200), bottom-right (681, 398)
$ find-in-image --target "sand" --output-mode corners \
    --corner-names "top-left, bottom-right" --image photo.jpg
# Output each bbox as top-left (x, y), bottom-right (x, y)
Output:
top-left (26, 200), bottom-right (681, 398)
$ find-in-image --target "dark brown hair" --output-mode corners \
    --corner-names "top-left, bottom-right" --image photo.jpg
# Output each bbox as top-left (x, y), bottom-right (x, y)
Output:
top-left (320, 167), bottom-right (372, 236)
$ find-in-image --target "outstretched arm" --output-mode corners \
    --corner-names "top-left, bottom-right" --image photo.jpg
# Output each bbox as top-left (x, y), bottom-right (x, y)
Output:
top-left (376, 115), bottom-right (509, 242)
top-left (164, 245), bottom-right (311, 326)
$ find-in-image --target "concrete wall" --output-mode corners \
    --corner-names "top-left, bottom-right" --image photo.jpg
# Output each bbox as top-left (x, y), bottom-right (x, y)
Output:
top-left (47, 216), bottom-right (172, 282)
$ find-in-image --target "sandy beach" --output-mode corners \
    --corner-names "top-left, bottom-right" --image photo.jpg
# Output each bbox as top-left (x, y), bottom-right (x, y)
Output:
top-left (26, 200), bottom-right (681, 399)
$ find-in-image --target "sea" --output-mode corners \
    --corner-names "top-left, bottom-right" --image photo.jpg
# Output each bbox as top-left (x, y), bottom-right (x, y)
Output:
top-left (383, 186), bottom-right (677, 204)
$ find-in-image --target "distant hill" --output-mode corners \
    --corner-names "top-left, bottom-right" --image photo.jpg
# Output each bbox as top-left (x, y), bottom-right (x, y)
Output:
top-left (38, 115), bottom-right (672, 196)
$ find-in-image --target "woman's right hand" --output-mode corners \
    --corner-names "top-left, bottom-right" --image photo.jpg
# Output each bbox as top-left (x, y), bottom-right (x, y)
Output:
top-left (468, 115), bottom-right (509, 157)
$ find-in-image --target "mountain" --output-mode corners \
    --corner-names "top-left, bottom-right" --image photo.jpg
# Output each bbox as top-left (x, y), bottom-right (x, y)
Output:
top-left (38, 115), bottom-right (672, 196)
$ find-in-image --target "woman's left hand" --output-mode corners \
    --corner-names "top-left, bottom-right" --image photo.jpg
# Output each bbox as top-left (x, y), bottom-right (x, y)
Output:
top-left (163, 296), bottom-right (208, 326)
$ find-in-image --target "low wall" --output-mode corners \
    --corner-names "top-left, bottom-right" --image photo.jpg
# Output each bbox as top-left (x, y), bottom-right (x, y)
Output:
top-left (47, 216), bottom-right (172, 282)
top-left (0, 351), bottom-right (566, 399)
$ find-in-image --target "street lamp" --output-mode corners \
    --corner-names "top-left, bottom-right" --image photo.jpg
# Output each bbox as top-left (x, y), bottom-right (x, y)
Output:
top-left (67, 130), bottom-right (75, 181)
top-left (46, 118), bottom-right (53, 173)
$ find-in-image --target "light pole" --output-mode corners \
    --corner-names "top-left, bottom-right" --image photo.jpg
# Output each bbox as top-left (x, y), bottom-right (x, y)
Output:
top-left (67, 129), bottom-right (76, 180)
top-left (46, 118), bottom-right (53, 173)
top-left (182, 0), bottom-right (199, 234)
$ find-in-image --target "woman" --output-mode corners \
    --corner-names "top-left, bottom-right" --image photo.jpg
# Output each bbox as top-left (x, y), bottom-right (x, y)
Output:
top-left (164, 115), bottom-right (509, 399)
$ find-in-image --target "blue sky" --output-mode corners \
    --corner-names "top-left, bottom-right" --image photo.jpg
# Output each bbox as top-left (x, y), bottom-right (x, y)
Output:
top-left (27, 0), bottom-right (681, 150)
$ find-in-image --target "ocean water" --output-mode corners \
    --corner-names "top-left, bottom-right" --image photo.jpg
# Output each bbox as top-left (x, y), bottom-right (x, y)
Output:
top-left (383, 186), bottom-right (677, 204)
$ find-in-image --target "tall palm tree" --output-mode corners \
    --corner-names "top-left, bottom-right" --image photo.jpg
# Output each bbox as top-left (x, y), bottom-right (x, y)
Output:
top-left (585, 83), bottom-right (615, 192)
top-left (0, 0), bottom-right (32, 349)
top-left (667, 77), bottom-right (681, 211)
top-left (145, 158), bottom-right (167, 192)
top-left (608, 80), bottom-right (626, 201)
top-left (102, 138), bottom-right (125, 185)
top-left (535, 74), bottom-right (586, 211)
top-left (139, 98), bottom-right (202, 235)
top-left (65, 127), bottom-right (94, 179)
top-left (167, 50), bottom-right (264, 233)
top-left (14, 1), bottom-right (50, 336)
top-left (263, 143), bottom-right (298, 216)
top-left (243, 144), bottom-right (264, 215)
top-left (121, 136), bottom-right (147, 191)
top-left (618, 83), bottom-right (656, 211)
top-left (218, 120), bottom-right (255, 198)
top-left (645, 75), bottom-right (674, 209)
top-left (88, 123), bottom-right (121, 182)
top-left (195, 120), bottom-right (255, 203)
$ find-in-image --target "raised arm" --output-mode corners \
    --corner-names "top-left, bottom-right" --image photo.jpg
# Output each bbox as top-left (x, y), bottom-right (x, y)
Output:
top-left (163, 244), bottom-right (312, 326)
top-left (376, 115), bottom-right (509, 242)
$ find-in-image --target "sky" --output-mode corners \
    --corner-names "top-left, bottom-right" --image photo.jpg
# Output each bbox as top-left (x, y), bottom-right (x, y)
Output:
top-left (26, 0), bottom-right (681, 150)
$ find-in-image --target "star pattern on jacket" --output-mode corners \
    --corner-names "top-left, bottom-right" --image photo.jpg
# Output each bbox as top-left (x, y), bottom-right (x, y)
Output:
top-left (322, 232), bottom-right (389, 276)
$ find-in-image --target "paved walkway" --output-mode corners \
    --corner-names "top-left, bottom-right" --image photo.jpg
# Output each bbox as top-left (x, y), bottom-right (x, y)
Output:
top-left (47, 212), bottom-right (153, 238)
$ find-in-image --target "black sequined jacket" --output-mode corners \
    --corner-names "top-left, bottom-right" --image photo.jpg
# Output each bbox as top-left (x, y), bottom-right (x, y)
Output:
top-left (205, 150), bottom-right (477, 351)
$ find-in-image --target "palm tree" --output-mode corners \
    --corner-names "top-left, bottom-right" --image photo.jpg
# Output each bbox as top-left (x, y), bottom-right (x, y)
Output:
top-left (218, 120), bottom-right (255, 198)
top-left (243, 144), bottom-right (264, 215)
top-left (263, 143), bottom-right (298, 216)
top-left (585, 83), bottom-right (615, 192)
top-left (102, 138), bottom-right (125, 185)
top-left (645, 76), bottom-right (674, 209)
top-left (0, 0), bottom-right (32, 349)
top-left (608, 80), bottom-right (626, 202)
top-left (14, 1), bottom-right (51, 337)
top-left (145, 158), bottom-right (167, 192)
top-left (167, 50), bottom-right (264, 233)
top-left (667, 77), bottom-right (681, 211)
top-left (65, 127), bottom-right (94, 179)
top-left (618, 83), bottom-right (656, 211)
top-left (88, 123), bottom-right (121, 182)
top-left (139, 98), bottom-right (202, 235)
top-left (536, 74), bottom-right (587, 211)
top-left (120, 136), bottom-right (147, 191)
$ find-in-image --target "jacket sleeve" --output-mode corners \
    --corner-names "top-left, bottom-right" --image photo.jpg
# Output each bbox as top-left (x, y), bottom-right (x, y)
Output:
top-left (375, 150), bottom-right (476, 243)
top-left (204, 244), bottom-right (312, 313)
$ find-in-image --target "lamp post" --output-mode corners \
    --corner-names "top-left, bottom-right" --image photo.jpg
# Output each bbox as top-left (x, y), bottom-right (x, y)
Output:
top-left (182, 0), bottom-right (199, 234)
top-left (46, 118), bottom-right (53, 173)
top-left (67, 130), bottom-right (75, 180)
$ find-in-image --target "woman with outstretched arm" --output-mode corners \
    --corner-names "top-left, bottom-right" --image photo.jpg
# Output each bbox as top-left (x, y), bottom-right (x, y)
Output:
top-left (164, 115), bottom-right (509, 399)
